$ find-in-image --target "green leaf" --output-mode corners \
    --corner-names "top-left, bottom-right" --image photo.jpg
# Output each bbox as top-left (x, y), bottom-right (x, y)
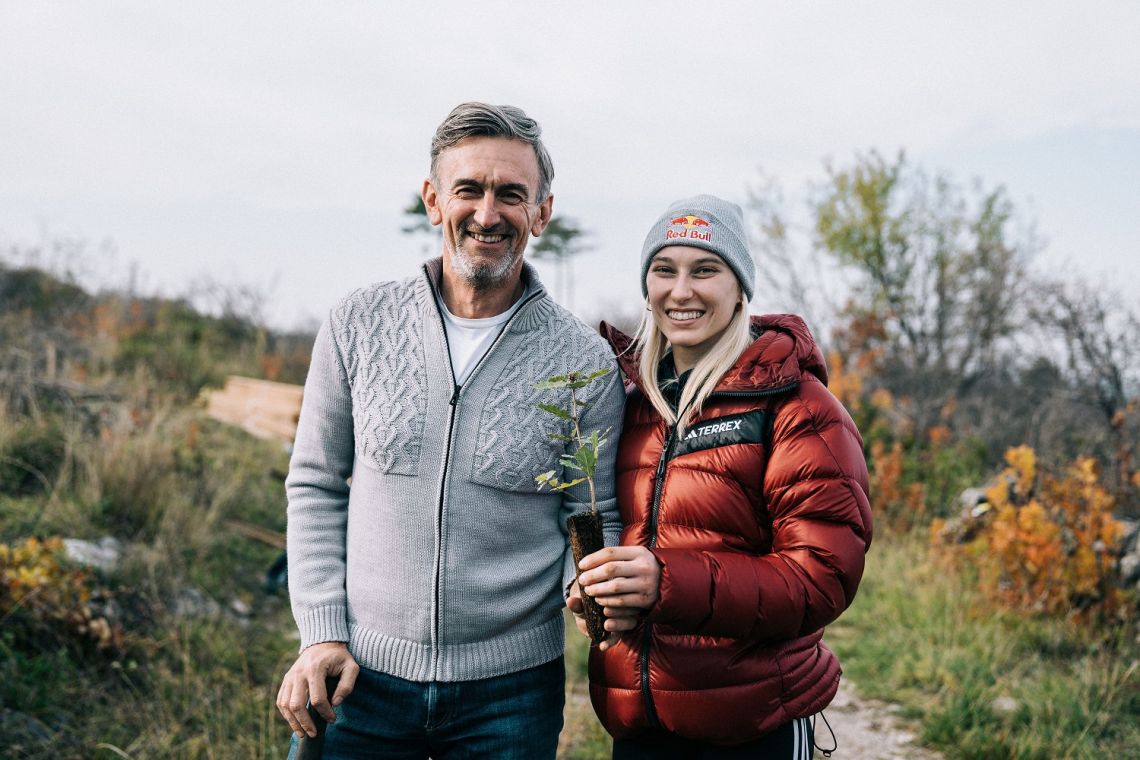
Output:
top-left (537, 403), bottom-right (572, 420)
top-left (546, 433), bottom-right (573, 442)
top-left (586, 368), bottom-right (612, 381)
top-left (575, 446), bottom-right (597, 475)
top-left (534, 374), bottom-right (570, 390)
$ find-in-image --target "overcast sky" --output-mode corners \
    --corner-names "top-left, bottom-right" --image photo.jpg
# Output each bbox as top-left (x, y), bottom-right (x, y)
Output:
top-left (2, 2), bottom-right (1138, 329)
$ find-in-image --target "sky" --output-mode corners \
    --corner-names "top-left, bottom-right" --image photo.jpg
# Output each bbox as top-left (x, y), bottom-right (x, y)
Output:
top-left (2, 2), bottom-right (1138, 329)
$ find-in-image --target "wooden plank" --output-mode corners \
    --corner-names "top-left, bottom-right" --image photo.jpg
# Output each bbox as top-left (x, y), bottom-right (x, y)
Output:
top-left (201, 375), bottom-right (303, 443)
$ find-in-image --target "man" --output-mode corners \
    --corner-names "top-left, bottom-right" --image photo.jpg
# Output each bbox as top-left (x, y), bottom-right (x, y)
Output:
top-left (276, 102), bottom-right (624, 758)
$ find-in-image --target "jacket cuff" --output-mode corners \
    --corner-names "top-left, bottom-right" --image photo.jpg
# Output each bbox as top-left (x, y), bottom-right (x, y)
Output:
top-left (646, 549), bottom-right (712, 629)
top-left (296, 604), bottom-right (350, 652)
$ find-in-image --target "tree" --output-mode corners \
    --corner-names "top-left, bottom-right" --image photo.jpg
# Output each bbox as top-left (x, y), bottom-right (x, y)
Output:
top-left (531, 216), bottom-right (590, 311)
top-left (752, 151), bottom-right (1034, 437)
top-left (1030, 278), bottom-right (1140, 511)
top-left (401, 194), bottom-right (439, 257)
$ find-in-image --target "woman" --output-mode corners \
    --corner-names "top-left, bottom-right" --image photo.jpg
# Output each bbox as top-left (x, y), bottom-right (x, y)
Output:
top-left (569, 195), bottom-right (872, 758)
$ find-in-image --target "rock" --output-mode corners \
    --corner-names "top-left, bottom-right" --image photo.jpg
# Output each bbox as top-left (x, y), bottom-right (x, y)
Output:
top-left (1119, 519), bottom-right (1139, 551)
top-left (892, 730), bottom-right (916, 746)
top-left (991, 695), bottom-right (1019, 714)
top-left (62, 536), bottom-right (122, 572)
top-left (173, 587), bottom-right (221, 618)
top-left (959, 487), bottom-right (987, 510)
top-left (229, 597), bottom-right (252, 617)
top-left (1113, 519), bottom-right (1140, 586)
top-left (1120, 552), bottom-right (1140, 586)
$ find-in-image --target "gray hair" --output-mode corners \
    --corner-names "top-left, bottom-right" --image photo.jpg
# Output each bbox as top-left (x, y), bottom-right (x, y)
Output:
top-left (430, 102), bottom-right (555, 202)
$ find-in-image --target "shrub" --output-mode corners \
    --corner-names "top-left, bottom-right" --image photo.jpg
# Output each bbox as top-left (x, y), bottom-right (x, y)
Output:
top-left (0, 536), bottom-right (123, 654)
top-left (0, 422), bottom-right (65, 495)
top-left (934, 445), bottom-right (1132, 622)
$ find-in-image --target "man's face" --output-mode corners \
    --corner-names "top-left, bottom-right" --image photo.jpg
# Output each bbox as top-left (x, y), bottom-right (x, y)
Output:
top-left (423, 137), bottom-right (553, 290)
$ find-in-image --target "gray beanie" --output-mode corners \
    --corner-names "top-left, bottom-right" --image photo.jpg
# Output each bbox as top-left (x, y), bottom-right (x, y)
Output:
top-left (640, 194), bottom-right (754, 301)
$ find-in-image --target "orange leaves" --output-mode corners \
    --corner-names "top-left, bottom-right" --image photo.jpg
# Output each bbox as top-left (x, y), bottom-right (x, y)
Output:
top-left (935, 446), bottom-right (1130, 622)
top-left (826, 350), bottom-right (863, 408)
top-left (927, 425), bottom-right (953, 445)
top-left (1005, 445), bottom-right (1037, 496)
top-left (870, 439), bottom-right (927, 532)
top-left (0, 536), bottom-right (123, 652)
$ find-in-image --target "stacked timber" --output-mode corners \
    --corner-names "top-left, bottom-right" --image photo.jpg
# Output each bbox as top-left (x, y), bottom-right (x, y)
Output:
top-left (203, 375), bottom-right (302, 444)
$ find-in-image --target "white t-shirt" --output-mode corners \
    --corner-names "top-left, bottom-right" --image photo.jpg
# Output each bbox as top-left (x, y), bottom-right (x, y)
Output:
top-left (437, 285), bottom-right (530, 385)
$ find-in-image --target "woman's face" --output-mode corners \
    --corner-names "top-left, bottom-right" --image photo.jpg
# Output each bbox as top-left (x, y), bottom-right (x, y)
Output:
top-left (646, 245), bottom-right (742, 372)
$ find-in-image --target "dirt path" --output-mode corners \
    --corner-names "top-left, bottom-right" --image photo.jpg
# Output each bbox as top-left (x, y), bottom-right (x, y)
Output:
top-left (818, 680), bottom-right (943, 759)
top-left (558, 677), bottom-right (945, 759)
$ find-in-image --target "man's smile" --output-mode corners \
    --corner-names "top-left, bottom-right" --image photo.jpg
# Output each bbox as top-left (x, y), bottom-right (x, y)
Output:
top-left (465, 229), bottom-right (509, 244)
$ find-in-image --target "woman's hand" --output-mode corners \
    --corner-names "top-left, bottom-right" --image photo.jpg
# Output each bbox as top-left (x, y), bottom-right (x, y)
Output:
top-left (578, 546), bottom-right (661, 635)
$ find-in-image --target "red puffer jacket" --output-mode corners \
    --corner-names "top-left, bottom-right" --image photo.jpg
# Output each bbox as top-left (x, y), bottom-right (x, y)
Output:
top-left (591, 314), bottom-right (872, 744)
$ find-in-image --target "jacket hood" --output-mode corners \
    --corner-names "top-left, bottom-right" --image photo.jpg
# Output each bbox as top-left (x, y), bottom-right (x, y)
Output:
top-left (599, 314), bottom-right (828, 396)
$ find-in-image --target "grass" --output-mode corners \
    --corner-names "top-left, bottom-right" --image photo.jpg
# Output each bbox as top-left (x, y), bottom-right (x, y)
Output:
top-left (3, 346), bottom-right (1136, 757)
top-left (1, 401), bottom-right (301, 759)
top-left (828, 532), bottom-right (1140, 759)
top-left (559, 612), bottom-right (611, 759)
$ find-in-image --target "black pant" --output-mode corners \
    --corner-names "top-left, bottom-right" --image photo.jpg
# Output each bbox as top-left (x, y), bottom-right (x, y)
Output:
top-left (612, 717), bottom-right (814, 759)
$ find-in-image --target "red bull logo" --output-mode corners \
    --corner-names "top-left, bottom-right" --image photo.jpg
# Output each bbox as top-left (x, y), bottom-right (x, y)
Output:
top-left (666, 214), bottom-right (713, 242)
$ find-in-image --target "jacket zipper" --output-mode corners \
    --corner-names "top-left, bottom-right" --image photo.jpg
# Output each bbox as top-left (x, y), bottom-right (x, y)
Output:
top-left (637, 378), bottom-right (799, 725)
top-left (639, 423), bottom-right (676, 729)
top-left (427, 277), bottom-right (541, 680)
top-left (706, 381), bottom-right (799, 401)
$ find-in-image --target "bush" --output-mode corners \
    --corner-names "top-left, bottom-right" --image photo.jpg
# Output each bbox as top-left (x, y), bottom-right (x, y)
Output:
top-left (934, 446), bottom-right (1132, 622)
top-left (0, 422), bottom-right (64, 495)
top-left (0, 537), bottom-right (123, 654)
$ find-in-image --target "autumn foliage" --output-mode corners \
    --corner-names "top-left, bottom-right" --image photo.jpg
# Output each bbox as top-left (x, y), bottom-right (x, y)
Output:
top-left (933, 446), bottom-right (1129, 621)
top-left (0, 536), bottom-right (124, 653)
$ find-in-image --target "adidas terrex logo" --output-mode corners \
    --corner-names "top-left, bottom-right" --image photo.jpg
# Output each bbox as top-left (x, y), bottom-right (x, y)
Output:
top-left (671, 410), bottom-right (769, 459)
top-left (684, 419), bottom-right (744, 440)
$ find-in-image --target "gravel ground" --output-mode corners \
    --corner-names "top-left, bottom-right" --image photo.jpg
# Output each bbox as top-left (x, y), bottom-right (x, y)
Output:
top-left (817, 680), bottom-right (944, 759)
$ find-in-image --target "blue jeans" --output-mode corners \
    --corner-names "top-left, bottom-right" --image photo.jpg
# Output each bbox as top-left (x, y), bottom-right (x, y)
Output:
top-left (287, 657), bottom-right (565, 759)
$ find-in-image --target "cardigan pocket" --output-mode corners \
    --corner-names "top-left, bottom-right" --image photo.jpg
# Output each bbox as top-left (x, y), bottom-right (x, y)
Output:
top-left (335, 280), bottom-right (429, 476)
top-left (468, 372), bottom-right (569, 493)
top-left (348, 340), bottom-right (428, 476)
top-left (468, 411), bottom-right (566, 492)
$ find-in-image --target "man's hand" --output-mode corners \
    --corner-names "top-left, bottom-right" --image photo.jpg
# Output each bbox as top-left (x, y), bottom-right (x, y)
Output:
top-left (578, 546), bottom-right (660, 637)
top-left (276, 642), bottom-right (360, 739)
top-left (568, 579), bottom-right (621, 652)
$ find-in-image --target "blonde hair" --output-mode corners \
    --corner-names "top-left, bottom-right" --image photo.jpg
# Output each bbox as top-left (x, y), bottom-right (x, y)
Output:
top-left (632, 296), bottom-right (753, 436)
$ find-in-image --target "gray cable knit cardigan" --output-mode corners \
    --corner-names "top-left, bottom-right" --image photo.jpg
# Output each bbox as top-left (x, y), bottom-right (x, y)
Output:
top-left (286, 258), bottom-right (625, 683)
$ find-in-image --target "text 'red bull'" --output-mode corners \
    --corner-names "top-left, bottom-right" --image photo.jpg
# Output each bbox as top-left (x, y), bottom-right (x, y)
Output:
top-left (666, 214), bottom-right (713, 242)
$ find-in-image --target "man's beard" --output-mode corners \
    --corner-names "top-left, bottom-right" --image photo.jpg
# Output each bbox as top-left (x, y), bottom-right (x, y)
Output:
top-left (449, 233), bottom-right (522, 291)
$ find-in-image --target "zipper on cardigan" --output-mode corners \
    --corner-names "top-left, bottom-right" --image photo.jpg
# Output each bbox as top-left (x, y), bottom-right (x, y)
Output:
top-left (427, 275), bottom-right (542, 680)
top-left (430, 390), bottom-right (459, 680)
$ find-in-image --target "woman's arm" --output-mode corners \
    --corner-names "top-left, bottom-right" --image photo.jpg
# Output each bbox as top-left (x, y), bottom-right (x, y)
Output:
top-left (652, 380), bottom-right (871, 639)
